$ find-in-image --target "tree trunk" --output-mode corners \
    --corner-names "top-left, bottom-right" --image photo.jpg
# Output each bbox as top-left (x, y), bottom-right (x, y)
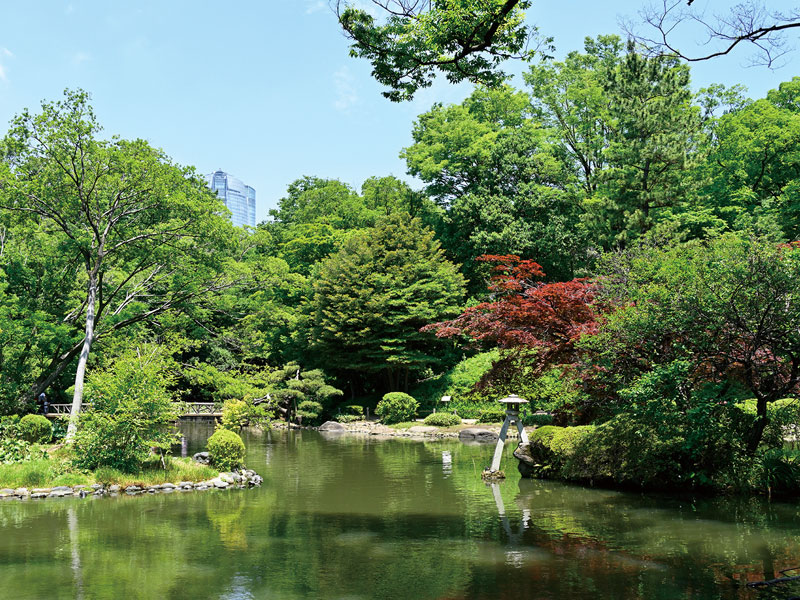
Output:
top-left (28, 342), bottom-right (84, 403)
top-left (746, 397), bottom-right (770, 456)
top-left (66, 271), bottom-right (98, 442)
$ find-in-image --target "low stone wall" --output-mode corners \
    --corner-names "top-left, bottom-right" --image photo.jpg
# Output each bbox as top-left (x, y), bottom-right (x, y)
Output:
top-left (0, 468), bottom-right (263, 501)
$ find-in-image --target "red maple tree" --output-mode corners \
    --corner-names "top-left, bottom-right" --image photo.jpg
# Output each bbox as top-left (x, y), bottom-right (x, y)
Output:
top-left (423, 255), bottom-right (603, 372)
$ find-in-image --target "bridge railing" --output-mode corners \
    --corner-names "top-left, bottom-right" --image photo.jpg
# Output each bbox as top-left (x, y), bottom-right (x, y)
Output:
top-left (46, 402), bottom-right (221, 418)
top-left (46, 404), bottom-right (86, 415)
top-left (175, 403), bottom-right (221, 417)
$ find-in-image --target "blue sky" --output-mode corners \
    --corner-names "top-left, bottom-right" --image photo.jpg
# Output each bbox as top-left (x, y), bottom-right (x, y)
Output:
top-left (0, 1), bottom-right (797, 223)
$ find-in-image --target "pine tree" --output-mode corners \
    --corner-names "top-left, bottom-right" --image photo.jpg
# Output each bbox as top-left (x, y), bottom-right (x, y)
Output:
top-left (311, 215), bottom-right (465, 392)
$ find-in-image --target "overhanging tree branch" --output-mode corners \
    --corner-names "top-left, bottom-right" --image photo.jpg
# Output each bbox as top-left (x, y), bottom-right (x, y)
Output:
top-left (628, 0), bottom-right (800, 66)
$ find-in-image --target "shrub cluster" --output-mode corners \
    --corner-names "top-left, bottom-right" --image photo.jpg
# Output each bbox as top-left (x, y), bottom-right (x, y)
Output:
top-left (520, 405), bottom-right (780, 492)
top-left (207, 428), bottom-right (246, 471)
top-left (221, 399), bottom-right (250, 431)
top-left (524, 412), bottom-right (554, 427)
top-left (477, 407), bottom-right (506, 423)
top-left (375, 393), bottom-right (419, 424)
top-left (0, 438), bottom-right (40, 464)
top-left (220, 398), bottom-right (273, 431)
top-left (423, 412), bottom-right (461, 427)
top-left (335, 414), bottom-right (362, 424)
top-left (17, 414), bottom-right (52, 444)
top-left (0, 415), bottom-right (20, 439)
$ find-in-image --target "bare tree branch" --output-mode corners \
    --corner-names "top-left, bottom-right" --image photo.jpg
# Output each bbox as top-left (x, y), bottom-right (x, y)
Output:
top-left (627, 0), bottom-right (800, 66)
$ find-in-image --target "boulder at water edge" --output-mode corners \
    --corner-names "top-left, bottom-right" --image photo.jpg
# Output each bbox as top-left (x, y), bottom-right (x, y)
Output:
top-left (319, 421), bottom-right (346, 432)
top-left (458, 428), bottom-right (499, 443)
top-left (513, 442), bottom-right (536, 478)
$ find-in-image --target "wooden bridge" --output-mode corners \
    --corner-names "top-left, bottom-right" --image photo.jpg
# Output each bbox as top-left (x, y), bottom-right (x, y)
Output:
top-left (45, 402), bottom-right (222, 419)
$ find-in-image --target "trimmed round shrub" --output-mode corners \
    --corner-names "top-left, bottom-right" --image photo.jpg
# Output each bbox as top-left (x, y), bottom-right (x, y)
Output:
top-left (345, 405), bottom-right (364, 416)
top-left (17, 414), bottom-right (52, 444)
top-left (375, 392), bottom-right (419, 424)
top-left (207, 428), bottom-right (246, 471)
top-left (423, 412), bottom-right (461, 427)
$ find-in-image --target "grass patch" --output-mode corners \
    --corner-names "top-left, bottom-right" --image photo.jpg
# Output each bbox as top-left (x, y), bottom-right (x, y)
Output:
top-left (93, 457), bottom-right (218, 486)
top-left (0, 452), bottom-right (217, 489)
top-left (387, 421), bottom-right (421, 430)
top-left (0, 458), bottom-right (92, 489)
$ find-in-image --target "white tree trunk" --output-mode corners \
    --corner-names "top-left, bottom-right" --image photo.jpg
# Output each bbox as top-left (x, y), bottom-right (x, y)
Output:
top-left (66, 272), bottom-right (97, 442)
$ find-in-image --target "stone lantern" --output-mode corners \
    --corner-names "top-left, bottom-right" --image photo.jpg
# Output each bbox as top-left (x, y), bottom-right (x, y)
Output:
top-left (489, 394), bottom-right (529, 473)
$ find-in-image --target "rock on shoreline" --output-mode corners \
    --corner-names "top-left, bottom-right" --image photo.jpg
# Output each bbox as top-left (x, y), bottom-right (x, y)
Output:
top-left (0, 468), bottom-right (263, 502)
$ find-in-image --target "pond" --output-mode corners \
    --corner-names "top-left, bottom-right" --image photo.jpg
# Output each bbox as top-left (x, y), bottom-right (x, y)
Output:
top-left (1, 423), bottom-right (800, 599)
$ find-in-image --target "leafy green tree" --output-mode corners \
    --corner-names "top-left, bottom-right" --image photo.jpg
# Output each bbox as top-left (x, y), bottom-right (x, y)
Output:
top-left (311, 215), bottom-right (465, 392)
top-left (526, 37), bottom-right (704, 249)
top-left (361, 175), bottom-right (441, 224)
top-left (335, 0), bottom-right (539, 101)
top-left (700, 77), bottom-right (800, 239)
top-left (403, 85), bottom-right (583, 289)
top-left (0, 213), bottom-right (91, 413)
top-left (593, 235), bottom-right (800, 454)
top-left (0, 90), bottom-right (236, 434)
top-left (585, 43), bottom-right (703, 248)
top-left (525, 35), bottom-right (623, 194)
top-left (269, 176), bottom-right (371, 229)
top-left (72, 344), bottom-right (179, 472)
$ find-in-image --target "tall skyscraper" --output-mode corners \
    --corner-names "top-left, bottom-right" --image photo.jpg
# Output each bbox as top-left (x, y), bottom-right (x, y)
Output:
top-left (207, 170), bottom-right (256, 228)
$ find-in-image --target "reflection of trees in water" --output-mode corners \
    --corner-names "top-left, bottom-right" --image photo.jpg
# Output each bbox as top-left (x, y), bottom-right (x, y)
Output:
top-left (67, 507), bottom-right (84, 600)
top-left (7, 432), bottom-right (800, 599)
top-left (206, 493), bottom-right (248, 551)
top-left (508, 479), bottom-right (800, 599)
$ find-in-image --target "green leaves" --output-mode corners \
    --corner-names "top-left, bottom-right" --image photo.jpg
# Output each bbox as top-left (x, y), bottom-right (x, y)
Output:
top-left (0, 89), bottom-right (239, 410)
top-left (403, 85), bottom-right (584, 290)
top-left (311, 215), bottom-right (465, 388)
top-left (72, 345), bottom-right (180, 473)
top-left (337, 0), bottom-right (539, 101)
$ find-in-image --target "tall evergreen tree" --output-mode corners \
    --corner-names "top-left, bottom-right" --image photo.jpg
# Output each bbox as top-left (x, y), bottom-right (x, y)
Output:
top-left (311, 215), bottom-right (465, 393)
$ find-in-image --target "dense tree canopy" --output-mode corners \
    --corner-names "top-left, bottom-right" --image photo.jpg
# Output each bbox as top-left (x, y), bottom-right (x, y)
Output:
top-left (5, 40), bottom-right (800, 494)
top-left (403, 85), bottom-right (583, 290)
top-left (0, 90), bottom-right (236, 432)
top-left (311, 215), bottom-right (465, 392)
top-left (594, 236), bottom-right (800, 454)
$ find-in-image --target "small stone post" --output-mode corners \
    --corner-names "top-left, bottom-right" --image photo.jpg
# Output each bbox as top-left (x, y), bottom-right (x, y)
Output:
top-left (489, 394), bottom-right (529, 474)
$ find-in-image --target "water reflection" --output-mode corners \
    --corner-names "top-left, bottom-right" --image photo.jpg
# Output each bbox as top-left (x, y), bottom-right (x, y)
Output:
top-left (442, 450), bottom-right (452, 478)
top-left (1, 427), bottom-right (800, 599)
top-left (67, 507), bottom-right (84, 600)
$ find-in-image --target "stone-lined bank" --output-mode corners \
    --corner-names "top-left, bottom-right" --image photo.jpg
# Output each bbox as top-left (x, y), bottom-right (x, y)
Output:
top-left (274, 420), bottom-right (529, 443)
top-left (0, 468), bottom-right (263, 501)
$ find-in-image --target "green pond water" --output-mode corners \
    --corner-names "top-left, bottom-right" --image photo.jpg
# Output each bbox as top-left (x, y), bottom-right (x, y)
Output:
top-left (2, 424), bottom-right (800, 599)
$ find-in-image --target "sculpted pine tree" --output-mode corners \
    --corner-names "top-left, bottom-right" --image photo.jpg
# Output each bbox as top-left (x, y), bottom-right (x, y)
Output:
top-left (311, 215), bottom-right (465, 392)
top-left (0, 90), bottom-right (235, 437)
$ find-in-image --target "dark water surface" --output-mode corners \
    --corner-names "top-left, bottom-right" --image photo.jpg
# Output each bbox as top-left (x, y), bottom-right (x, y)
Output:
top-left (2, 424), bottom-right (800, 599)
